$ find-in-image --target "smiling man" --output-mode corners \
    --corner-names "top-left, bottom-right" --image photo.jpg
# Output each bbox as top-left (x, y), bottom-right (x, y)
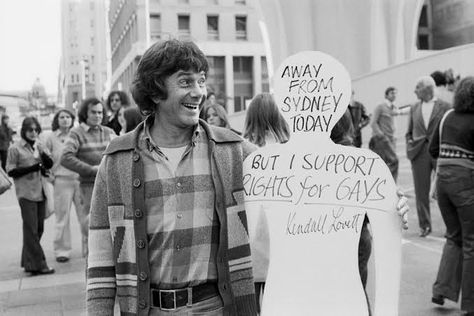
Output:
top-left (86, 40), bottom-right (257, 315)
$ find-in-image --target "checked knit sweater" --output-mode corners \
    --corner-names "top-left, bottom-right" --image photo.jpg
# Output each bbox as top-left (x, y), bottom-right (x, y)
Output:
top-left (86, 120), bottom-right (258, 315)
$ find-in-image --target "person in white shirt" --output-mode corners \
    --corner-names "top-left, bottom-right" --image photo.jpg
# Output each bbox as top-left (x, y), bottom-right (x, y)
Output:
top-left (405, 76), bottom-right (451, 237)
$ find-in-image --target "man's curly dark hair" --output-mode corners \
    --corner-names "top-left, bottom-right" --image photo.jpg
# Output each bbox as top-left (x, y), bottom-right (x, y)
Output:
top-left (130, 39), bottom-right (209, 115)
top-left (453, 76), bottom-right (474, 113)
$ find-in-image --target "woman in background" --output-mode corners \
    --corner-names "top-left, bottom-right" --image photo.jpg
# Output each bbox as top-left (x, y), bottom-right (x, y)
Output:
top-left (430, 76), bottom-right (474, 316)
top-left (0, 114), bottom-right (14, 170)
top-left (6, 116), bottom-right (54, 275)
top-left (243, 93), bottom-right (290, 147)
top-left (45, 109), bottom-right (83, 263)
top-left (204, 103), bottom-right (242, 135)
top-left (105, 90), bottom-right (130, 135)
top-left (242, 93), bottom-right (290, 311)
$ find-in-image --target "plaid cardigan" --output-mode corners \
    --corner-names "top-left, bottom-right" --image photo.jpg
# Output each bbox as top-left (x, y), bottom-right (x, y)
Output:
top-left (86, 120), bottom-right (257, 315)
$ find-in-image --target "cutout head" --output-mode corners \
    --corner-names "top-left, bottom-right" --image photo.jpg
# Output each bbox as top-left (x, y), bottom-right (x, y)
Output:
top-left (273, 51), bottom-right (351, 141)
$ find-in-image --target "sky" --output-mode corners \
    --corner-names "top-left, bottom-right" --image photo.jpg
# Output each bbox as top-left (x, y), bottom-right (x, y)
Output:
top-left (0, 0), bottom-right (61, 95)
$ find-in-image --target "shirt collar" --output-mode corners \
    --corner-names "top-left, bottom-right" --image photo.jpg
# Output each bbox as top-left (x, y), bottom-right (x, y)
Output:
top-left (422, 97), bottom-right (437, 105)
top-left (54, 129), bottom-right (68, 137)
top-left (80, 122), bottom-right (103, 132)
top-left (141, 115), bottom-right (201, 152)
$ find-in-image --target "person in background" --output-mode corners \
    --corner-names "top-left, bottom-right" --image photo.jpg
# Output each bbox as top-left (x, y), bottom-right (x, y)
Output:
top-left (199, 91), bottom-right (217, 120)
top-left (429, 76), bottom-right (474, 316)
top-left (123, 106), bottom-right (144, 133)
top-left (431, 70), bottom-right (454, 104)
top-left (45, 109), bottom-right (83, 263)
top-left (406, 76), bottom-right (451, 237)
top-left (243, 93), bottom-right (290, 148)
top-left (204, 103), bottom-right (242, 135)
top-left (61, 98), bottom-right (115, 257)
top-left (6, 116), bottom-right (55, 275)
top-left (242, 92), bottom-right (289, 311)
top-left (115, 106), bottom-right (144, 135)
top-left (86, 39), bottom-right (258, 315)
top-left (104, 90), bottom-right (131, 135)
top-left (348, 90), bottom-right (370, 148)
top-left (369, 86), bottom-right (400, 182)
top-left (0, 114), bottom-right (14, 170)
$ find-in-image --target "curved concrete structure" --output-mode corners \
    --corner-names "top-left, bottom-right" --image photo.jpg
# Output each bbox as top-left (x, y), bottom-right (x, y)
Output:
top-left (255, 0), bottom-right (424, 79)
top-left (352, 43), bottom-right (474, 113)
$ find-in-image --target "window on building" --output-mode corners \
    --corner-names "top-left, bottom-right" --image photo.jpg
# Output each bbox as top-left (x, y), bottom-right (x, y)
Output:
top-left (235, 0), bottom-right (246, 4)
top-left (233, 56), bottom-right (253, 112)
top-left (178, 15), bottom-right (191, 39)
top-left (91, 55), bottom-right (95, 64)
top-left (150, 14), bottom-right (162, 41)
top-left (207, 15), bottom-right (219, 40)
top-left (76, 74), bottom-right (80, 82)
top-left (261, 56), bottom-right (269, 93)
top-left (71, 74), bottom-right (74, 83)
top-left (418, 34), bottom-right (430, 49)
top-left (419, 5), bottom-right (428, 27)
top-left (72, 92), bottom-right (79, 102)
top-left (178, 0), bottom-right (189, 3)
top-left (90, 19), bottom-right (94, 28)
top-left (92, 73), bottom-right (95, 82)
top-left (90, 36), bottom-right (95, 46)
top-left (206, 56), bottom-right (226, 107)
top-left (235, 16), bottom-right (247, 40)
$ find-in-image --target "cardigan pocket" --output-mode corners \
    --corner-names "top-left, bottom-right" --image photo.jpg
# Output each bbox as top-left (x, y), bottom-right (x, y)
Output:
top-left (108, 204), bottom-right (125, 224)
top-left (108, 204), bottom-right (136, 263)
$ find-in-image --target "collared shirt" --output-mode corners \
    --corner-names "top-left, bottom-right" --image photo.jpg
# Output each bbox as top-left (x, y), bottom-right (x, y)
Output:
top-left (61, 123), bottom-right (115, 184)
top-left (421, 97), bottom-right (436, 129)
top-left (138, 117), bottom-right (218, 289)
top-left (6, 139), bottom-right (44, 201)
top-left (45, 129), bottom-right (79, 179)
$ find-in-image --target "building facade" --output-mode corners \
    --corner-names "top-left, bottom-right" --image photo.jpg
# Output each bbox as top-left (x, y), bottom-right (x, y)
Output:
top-left (109, 0), bottom-right (268, 117)
top-left (60, 0), bottom-right (109, 109)
top-left (417, 0), bottom-right (474, 50)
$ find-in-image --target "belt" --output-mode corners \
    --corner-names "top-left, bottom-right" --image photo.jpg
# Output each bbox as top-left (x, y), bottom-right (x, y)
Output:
top-left (151, 283), bottom-right (219, 310)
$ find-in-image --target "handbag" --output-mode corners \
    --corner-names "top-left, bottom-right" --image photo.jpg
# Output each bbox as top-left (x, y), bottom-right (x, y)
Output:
top-left (0, 167), bottom-right (12, 195)
top-left (41, 176), bottom-right (55, 219)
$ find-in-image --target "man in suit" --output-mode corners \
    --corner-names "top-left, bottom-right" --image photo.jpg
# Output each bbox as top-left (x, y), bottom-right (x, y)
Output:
top-left (406, 76), bottom-right (451, 237)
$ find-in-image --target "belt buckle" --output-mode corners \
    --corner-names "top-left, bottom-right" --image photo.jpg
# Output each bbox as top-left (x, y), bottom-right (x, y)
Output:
top-left (159, 289), bottom-right (177, 311)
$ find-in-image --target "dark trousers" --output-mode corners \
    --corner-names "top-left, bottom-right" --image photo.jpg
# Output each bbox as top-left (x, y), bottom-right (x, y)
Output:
top-left (410, 145), bottom-right (436, 230)
top-left (18, 198), bottom-right (48, 271)
top-left (433, 166), bottom-right (474, 312)
top-left (369, 135), bottom-right (398, 182)
top-left (0, 149), bottom-right (7, 170)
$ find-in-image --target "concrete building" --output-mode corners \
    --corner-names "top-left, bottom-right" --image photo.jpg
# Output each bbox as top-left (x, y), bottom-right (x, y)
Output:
top-left (109, 0), bottom-right (268, 121)
top-left (60, 0), bottom-right (109, 109)
top-left (417, 0), bottom-right (474, 50)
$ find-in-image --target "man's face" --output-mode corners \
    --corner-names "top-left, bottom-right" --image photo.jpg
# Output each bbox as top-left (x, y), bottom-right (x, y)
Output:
top-left (414, 82), bottom-right (433, 102)
top-left (157, 70), bottom-right (207, 129)
top-left (86, 103), bottom-right (103, 127)
top-left (386, 89), bottom-right (397, 102)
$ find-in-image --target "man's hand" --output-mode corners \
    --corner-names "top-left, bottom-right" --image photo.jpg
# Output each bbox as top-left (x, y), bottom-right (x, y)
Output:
top-left (396, 189), bottom-right (409, 230)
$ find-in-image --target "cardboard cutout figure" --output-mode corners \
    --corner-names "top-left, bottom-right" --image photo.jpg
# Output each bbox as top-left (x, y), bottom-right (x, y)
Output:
top-left (244, 51), bottom-right (401, 315)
